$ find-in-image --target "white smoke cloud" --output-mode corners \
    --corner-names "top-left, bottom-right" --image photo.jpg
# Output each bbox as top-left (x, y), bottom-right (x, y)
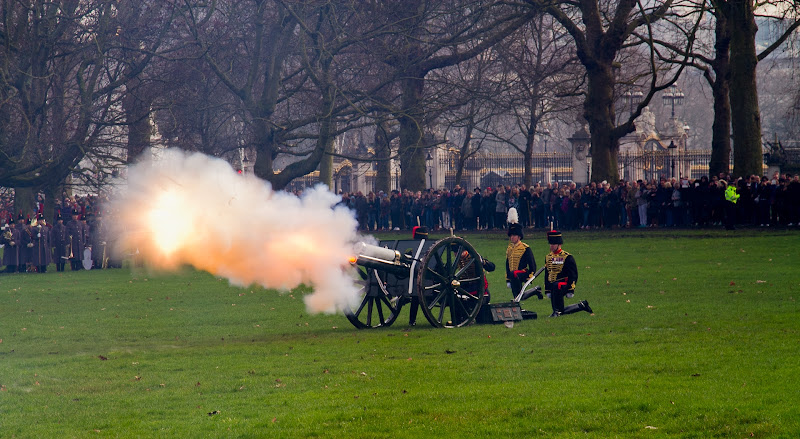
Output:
top-left (107, 149), bottom-right (362, 314)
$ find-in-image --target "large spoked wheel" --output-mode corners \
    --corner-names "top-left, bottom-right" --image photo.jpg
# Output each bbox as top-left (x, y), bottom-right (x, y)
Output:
top-left (344, 266), bottom-right (402, 329)
top-left (416, 236), bottom-right (485, 328)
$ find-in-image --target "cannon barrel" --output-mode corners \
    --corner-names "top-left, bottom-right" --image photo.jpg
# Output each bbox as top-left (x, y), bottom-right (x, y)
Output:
top-left (351, 242), bottom-right (414, 276)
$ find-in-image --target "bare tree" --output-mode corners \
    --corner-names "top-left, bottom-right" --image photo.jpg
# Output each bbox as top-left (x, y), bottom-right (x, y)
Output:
top-left (360, 0), bottom-right (534, 191)
top-left (648, 0), bottom-right (800, 177)
top-left (538, 0), bottom-right (697, 183)
top-left (0, 0), bottom-right (171, 215)
top-left (179, 1), bottom-right (396, 189)
top-left (492, 15), bottom-right (583, 186)
top-left (435, 52), bottom-right (510, 188)
top-left (724, 1), bottom-right (799, 177)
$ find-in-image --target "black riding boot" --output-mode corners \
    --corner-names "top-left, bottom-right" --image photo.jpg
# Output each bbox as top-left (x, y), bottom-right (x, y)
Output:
top-left (562, 300), bottom-right (593, 315)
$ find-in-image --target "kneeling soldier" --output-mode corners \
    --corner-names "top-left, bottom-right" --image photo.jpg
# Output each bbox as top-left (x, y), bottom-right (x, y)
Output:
top-left (544, 230), bottom-right (592, 317)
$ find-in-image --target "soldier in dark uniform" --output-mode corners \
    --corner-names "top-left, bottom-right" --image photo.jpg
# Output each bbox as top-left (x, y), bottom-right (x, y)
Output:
top-left (81, 213), bottom-right (93, 269)
top-left (505, 208), bottom-right (536, 300)
top-left (51, 214), bottom-right (69, 272)
top-left (543, 230), bottom-right (592, 317)
top-left (90, 212), bottom-right (107, 269)
top-left (65, 210), bottom-right (85, 270)
top-left (458, 250), bottom-right (495, 302)
top-left (19, 214), bottom-right (33, 272)
top-left (30, 214), bottom-right (52, 273)
top-left (1, 215), bottom-right (22, 273)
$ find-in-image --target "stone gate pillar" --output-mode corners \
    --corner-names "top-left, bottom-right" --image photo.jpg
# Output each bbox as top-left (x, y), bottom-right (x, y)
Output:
top-left (568, 125), bottom-right (591, 185)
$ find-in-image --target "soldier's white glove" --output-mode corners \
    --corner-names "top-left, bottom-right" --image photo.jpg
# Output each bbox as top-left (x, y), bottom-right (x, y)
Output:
top-left (566, 292), bottom-right (574, 298)
top-left (27, 243), bottom-right (34, 248)
top-left (506, 282), bottom-right (511, 289)
top-left (9, 241), bottom-right (15, 246)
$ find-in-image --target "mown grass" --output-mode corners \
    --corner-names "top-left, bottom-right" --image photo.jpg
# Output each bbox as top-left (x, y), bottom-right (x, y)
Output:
top-left (1, 229), bottom-right (799, 438)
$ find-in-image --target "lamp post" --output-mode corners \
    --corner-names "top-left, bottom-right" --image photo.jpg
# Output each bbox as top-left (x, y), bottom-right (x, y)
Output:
top-left (586, 148), bottom-right (592, 185)
top-left (624, 89), bottom-right (643, 115)
top-left (662, 84), bottom-right (684, 118)
top-left (668, 140), bottom-right (677, 179)
top-left (426, 152), bottom-right (433, 189)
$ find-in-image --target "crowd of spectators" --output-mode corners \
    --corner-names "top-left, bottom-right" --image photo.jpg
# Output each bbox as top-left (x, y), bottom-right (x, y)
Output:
top-left (2, 170), bottom-right (799, 245)
top-left (1, 192), bottom-right (119, 273)
top-left (332, 171), bottom-right (800, 232)
top-left (0, 192), bottom-right (111, 226)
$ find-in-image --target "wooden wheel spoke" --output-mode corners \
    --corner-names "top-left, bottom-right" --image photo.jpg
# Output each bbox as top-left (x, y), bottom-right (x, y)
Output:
top-left (375, 299), bottom-right (386, 323)
top-left (436, 298), bottom-right (447, 323)
top-left (452, 292), bottom-right (472, 317)
top-left (426, 288), bottom-right (447, 310)
top-left (449, 244), bottom-right (464, 276)
top-left (378, 294), bottom-right (398, 313)
top-left (454, 257), bottom-right (475, 278)
top-left (433, 250), bottom-right (445, 271)
top-left (455, 286), bottom-right (481, 301)
top-left (424, 265), bottom-right (447, 284)
top-left (458, 275), bottom-right (482, 284)
top-left (423, 282), bottom-right (443, 291)
top-left (353, 295), bottom-right (370, 317)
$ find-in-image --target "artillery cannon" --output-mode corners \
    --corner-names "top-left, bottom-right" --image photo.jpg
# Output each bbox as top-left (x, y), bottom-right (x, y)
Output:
top-left (345, 235), bottom-right (484, 328)
top-left (345, 235), bottom-right (540, 329)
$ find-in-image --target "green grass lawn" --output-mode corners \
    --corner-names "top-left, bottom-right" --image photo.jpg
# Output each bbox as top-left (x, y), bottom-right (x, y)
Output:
top-left (1, 229), bottom-right (799, 438)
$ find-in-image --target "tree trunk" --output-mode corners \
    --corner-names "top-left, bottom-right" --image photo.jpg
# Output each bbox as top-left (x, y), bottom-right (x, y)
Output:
top-left (374, 122), bottom-right (392, 193)
top-left (454, 123), bottom-right (474, 188)
top-left (123, 87), bottom-right (152, 164)
top-left (524, 108), bottom-right (539, 187)
top-left (13, 187), bottom-right (36, 218)
top-left (585, 64), bottom-right (620, 183)
top-left (728, 0), bottom-right (762, 178)
top-left (398, 75), bottom-right (427, 191)
top-left (252, 120), bottom-right (277, 186)
top-left (318, 137), bottom-right (334, 189)
top-left (42, 185), bottom-right (59, 223)
top-left (708, 11), bottom-right (732, 177)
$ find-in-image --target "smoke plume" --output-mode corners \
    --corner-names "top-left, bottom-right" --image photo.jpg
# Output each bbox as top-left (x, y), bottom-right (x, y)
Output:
top-left (107, 149), bottom-right (361, 313)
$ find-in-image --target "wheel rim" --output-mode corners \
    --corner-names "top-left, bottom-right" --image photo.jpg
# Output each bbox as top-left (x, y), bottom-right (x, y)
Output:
top-left (416, 237), bottom-right (484, 328)
top-left (344, 267), bottom-right (401, 329)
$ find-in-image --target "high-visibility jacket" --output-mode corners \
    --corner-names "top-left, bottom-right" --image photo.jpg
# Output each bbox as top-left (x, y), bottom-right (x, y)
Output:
top-left (725, 185), bottom-right (740, 204)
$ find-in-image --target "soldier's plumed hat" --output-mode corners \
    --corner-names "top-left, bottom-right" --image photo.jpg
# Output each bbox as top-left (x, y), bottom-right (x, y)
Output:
top-left (412, 226), bottom-right (429, 240)
top-left (547, 230), bottom-right (563, 245)
top-left (507, 207), bottom-right (523, 239)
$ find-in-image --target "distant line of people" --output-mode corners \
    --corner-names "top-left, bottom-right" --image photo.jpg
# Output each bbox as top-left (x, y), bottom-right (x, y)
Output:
top-left (2, 171), bottom-right (798, 273)
top-left (332, 171), bottom-right (800, 232)
top-left (1, 193), bottom-right (122, 274)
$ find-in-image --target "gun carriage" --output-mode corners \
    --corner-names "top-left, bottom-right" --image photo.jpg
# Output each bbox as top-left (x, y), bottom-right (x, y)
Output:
top-left (346, 235), bottom-right (538, 329)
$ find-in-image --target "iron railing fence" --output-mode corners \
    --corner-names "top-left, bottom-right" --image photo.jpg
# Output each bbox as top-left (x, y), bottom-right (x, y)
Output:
top-left (286, 150), bottom-right (752, 193)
